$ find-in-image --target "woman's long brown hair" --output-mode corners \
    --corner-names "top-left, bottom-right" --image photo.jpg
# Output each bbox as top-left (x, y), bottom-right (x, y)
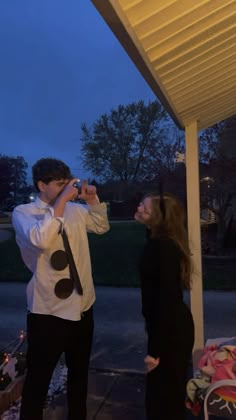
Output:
top-left (147, 193), bottom-right (192, 289)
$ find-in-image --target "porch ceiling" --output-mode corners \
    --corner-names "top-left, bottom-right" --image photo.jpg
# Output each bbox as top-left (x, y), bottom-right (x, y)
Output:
top-left (92, 0), bottom-right (236, 130)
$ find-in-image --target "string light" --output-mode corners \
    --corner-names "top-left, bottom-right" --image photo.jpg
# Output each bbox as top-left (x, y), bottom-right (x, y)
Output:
top-left (0, 331), bottom-right (26, 390)
top-left (19, 331), bottom-right (24, 340)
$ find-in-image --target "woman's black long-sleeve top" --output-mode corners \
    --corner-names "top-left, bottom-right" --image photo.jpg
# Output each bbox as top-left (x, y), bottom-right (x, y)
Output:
top-left (139, 236), bottom-right (192, 359)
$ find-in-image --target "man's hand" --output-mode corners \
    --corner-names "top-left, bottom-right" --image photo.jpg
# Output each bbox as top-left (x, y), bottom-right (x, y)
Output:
top-left (79, 180), bottom-right (99, 205)
top-left (53, 178), bottom-right (79, 217)
top-left (59, 178), bottom-right (79, 203)
top-left (144, 355), bottom-right (160, 372)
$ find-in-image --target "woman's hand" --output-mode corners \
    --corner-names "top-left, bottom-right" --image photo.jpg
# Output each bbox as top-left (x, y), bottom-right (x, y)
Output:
top-left (144, 355), bottom-right (160, 372)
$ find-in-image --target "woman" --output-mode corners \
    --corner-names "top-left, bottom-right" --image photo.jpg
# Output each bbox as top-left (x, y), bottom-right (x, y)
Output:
top-left (135, 193), bottom-right (195, 420)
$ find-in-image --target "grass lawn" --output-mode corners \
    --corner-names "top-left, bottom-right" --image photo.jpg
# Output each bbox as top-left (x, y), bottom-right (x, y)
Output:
top-left (0, 223), bottom-right (235, 290)
top-left (88, 221), bottom-right (146, 287)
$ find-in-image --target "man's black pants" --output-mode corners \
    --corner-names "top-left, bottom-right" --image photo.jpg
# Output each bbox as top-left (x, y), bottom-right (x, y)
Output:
top-left (20, 307), bottom-right (94, 420)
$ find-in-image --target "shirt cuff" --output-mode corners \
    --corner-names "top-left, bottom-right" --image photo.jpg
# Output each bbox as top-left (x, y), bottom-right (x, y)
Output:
top-left (87, 195), bottom-right (101, 207)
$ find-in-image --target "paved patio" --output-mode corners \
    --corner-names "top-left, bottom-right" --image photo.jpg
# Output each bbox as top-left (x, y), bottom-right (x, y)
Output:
top-left (0, 283), bottom-right (235, 419)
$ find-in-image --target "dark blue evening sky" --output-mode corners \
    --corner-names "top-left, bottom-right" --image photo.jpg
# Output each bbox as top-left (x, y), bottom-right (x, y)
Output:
top-left (0, 0), bottom-right (155, 182)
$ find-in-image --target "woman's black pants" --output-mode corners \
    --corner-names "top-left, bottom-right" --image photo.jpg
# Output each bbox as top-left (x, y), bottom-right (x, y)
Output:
top-left (145, 326), bottom-right (194, 420)
top-left (145, 353), bottom-right (190, 420)
top-left (20, 307), bottom-right (94, 420)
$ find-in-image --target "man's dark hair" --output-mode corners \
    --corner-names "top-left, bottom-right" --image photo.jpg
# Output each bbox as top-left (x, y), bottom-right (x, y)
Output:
top-left (32, 158), bottom-right (72, 192)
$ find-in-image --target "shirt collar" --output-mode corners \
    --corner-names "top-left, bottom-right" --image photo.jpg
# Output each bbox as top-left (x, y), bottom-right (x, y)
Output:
top-left (34, 195), bottom-right (52, 210)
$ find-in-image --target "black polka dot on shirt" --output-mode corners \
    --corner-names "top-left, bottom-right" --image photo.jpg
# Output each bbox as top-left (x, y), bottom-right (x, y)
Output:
top-left (50, 250), bottom-right (68, 271)
top-left (54, 278), bottom-right (74, 299)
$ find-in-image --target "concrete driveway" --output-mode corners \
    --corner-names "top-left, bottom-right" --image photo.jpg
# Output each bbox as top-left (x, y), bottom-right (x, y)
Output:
top-left (1, 283), bottom-right (236, 372)
top-left (1, 283), bottom-right (235, 420)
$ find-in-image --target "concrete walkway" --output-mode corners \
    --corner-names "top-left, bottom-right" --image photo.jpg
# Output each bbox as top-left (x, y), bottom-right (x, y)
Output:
top-left (0, 283), bottom-right (235, 419)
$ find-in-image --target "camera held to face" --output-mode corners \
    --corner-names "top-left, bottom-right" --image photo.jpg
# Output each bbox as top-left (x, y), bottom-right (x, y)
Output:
top-left (73, 180), bottom-right (81, 194)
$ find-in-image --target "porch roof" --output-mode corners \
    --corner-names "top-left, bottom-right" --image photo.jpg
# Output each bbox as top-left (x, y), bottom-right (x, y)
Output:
top-left (92, 0), bottom-right (236, 130)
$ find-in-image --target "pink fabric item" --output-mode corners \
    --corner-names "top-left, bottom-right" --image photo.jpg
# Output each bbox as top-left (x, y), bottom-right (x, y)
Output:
top-left (198, 343), bottom-right (236, 400)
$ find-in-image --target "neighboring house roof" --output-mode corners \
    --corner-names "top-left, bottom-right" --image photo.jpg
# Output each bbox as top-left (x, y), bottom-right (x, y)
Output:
top-left (92, 0), bottom-right (236, 130)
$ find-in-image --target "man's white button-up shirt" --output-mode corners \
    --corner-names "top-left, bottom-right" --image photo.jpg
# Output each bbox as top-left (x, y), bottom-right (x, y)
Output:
top-left (12, 196), bottom-right (110, 321)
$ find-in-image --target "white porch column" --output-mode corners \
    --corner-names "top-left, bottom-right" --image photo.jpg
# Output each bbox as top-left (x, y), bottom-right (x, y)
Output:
top-left (185, 121), bottom-right (204, 365)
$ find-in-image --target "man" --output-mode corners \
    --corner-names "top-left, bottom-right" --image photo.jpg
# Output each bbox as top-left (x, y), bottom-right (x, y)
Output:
top-left (12, 157), bottom-right (110, 420)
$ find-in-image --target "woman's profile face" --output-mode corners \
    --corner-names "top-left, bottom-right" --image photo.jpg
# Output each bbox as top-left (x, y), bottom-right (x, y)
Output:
top-left (134, 196), bottom-right (153, 225)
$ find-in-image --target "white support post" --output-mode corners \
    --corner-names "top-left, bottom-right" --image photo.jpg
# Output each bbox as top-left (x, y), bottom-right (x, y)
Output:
top-left (185, 121), bottom-right (204, 366)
